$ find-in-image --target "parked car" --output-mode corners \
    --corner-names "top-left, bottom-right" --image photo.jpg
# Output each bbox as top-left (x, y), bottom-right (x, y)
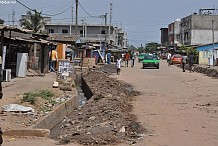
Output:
top-left (171, 54), bottom-right (182, 65)
top-left (142, 55), bottom-right (160, 69)
top-left (138, 53), bottom-right (148, 62)
top-left (161, 53), bottom-right (167, 60)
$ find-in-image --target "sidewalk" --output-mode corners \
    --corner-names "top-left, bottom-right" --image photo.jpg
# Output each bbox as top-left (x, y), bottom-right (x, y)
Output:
top-left (0, 73), bottom-right (57, 131)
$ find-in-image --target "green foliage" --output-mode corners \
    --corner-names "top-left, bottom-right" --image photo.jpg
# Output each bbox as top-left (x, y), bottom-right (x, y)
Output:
top-left (145, 42), bottom-right (161, 52)
top-left (38, 89), bottom-right (54, 100)
top-left (19, 10), bottom-right (45, 33)
top-left (22, 89), bottom-right (54, 105)
top-left (23, 92), bottom-right (37, 104)
top-left (0, 19), bottom-right (4, 24)
top-left (180, 45), bottom-right (197, 55)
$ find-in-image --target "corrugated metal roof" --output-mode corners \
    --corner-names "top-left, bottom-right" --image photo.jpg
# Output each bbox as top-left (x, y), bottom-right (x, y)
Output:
top-left (0, 25), bottom-right (32, 33)
top-left (47, 34), bottom-right (80, 42)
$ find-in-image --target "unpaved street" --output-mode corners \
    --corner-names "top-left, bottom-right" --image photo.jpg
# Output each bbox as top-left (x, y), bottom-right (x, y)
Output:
top-left (3, 59), bottom-right (218, 146)
top-left (113, 60), bottom-right (218, 146)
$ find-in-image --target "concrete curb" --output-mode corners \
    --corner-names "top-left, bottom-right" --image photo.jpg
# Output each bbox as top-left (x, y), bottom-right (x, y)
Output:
top-left (3, 129), bottom-right (50, 137)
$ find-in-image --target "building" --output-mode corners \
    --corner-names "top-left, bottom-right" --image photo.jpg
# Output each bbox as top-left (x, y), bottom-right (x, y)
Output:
top-left (196, 42), bottom-right (218, 65)
top-left (44, 23), bottom-right (127, 48)
top-left (160, 28), bottom-right (168, 47)
top-left (180, 10), bottom-right (218, 46)
top-left (168, 19), bottom-right (181, 48)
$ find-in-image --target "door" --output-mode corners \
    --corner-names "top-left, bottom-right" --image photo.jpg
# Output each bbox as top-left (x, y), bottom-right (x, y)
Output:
top-left (16, 53), bottom-right (28, 77)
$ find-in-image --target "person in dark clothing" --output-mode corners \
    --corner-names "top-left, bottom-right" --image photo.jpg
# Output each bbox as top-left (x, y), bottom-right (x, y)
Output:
top-left (0, 127), bottom-right (3, 146)
top-left (182, 54), bottom-right (188, 72)
top-left (131, 52), bottom-right (136, 67)
top-left (188, 53), bottom-right (194, 72)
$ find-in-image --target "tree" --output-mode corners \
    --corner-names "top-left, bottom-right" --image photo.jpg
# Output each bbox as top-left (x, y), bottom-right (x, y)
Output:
top-left (0, 19), bottom-right (5, 24)
top-left (19, 10), bottom-right (45, 33)
top-left (145, 42), bottom-right (161, 52)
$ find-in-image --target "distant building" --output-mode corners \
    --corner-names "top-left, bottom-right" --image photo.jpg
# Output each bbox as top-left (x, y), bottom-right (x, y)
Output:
top-left (20, 14), bottom-right (128, 48)
top-left (168, 19), bottom-right (181, 48)
top-left (160, 28), bottom-right (168, 46)
top-left (44, 23), bottom-right (127, 48)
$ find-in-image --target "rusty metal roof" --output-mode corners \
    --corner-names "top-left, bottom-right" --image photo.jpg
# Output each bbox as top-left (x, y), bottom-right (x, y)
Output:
top-left (47, 34), bottom-right (80, 43)
top-left (0, 25), bottom-right (33, 33)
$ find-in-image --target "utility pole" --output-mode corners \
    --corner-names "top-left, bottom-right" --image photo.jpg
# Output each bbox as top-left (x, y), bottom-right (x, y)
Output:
top-left (104, 13), bottom-right (107, 43)
top-left (75, 0), bottom-right (78, 35)
top-left (212, 19), bottom-right (215, 66)
top-left (12, 10), bottom-right (15, 26)
top-left (109, 3), bottom-right (112, 45)
top-left (70, 2), bottom-right (73, 35)
top-left (82, 19), bottom-right (85, 38)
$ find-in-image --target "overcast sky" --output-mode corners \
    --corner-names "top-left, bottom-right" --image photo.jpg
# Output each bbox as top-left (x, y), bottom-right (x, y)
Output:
top-left (1, 0), bottom-right (218, 47)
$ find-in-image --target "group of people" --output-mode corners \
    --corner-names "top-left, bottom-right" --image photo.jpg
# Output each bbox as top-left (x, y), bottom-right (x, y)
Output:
top-left (116, 52), bottom-right (136, 75)
top-left (167, 52), bottom-right (195, 73)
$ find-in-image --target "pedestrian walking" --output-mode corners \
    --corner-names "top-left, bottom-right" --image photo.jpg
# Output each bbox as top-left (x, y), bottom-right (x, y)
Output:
top-left (116, 57), bottom-right (122, 75)
top-left (182, 54), bottom-right (188, 72)
top-left (49, 49), bottom-right (58, 72)
top-left (167, 52), bottom-right (172, 66)
top-left (188, 53), bottom-right (194, 72)
top-left (131, 52), bottom-right (136, 67)
top-left (106, 52), bottom-right (111, 64)
top-left (124, 52), bottom-right (130, 67)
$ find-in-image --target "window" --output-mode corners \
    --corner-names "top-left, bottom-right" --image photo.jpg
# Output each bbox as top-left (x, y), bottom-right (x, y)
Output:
top-left (80, 30), bottom-right (83, 34)
top-left (203, 51), bottom-right (212, 58)
top-left (62, 29), bottom-right (68, 34)
top-left (101, 30), bottom-right (106, 34)
top-left (48, 29), bottom-right (54, 33)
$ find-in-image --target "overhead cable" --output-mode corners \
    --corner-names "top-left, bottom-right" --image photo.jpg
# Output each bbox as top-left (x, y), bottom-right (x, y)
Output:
top-left (16, 0), bottom-right (74, 16)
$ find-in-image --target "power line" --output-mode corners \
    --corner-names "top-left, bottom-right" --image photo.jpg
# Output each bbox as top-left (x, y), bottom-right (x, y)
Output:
top-left (16, 0), bottom-right (74, 17)
top-left (78, 1), bottom-right (102, 18)
top-left (15, 0), bottom-right (33, 11)
top-left (42, 3), bottom-right (74, 16)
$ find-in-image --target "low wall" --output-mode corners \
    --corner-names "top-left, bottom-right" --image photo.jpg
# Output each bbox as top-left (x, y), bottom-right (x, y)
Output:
top-left (33, 92), bottom-right (78, 130)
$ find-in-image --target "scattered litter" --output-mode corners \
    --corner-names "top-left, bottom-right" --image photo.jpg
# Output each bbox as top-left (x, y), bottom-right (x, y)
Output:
top-left (2, 104), bottom-right (34, 113)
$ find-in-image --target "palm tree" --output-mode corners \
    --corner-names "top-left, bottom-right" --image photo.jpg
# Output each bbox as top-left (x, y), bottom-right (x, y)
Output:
top-left (19, 10), bottom-right (45, 33)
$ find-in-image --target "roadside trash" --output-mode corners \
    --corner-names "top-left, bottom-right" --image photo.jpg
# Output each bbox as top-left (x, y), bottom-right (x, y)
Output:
top-left (2, 104), bottom-right (34, 113)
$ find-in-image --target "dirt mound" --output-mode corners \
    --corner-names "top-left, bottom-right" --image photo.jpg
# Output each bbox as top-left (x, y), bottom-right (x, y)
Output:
top-left (55, 70), bottom-right (145, 145)
top-left (95, 64), bottom-right (117, 74)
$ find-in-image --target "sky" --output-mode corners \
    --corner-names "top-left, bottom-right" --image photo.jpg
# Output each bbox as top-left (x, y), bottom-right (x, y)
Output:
top-left (0, 0), bottom-right (218, 47)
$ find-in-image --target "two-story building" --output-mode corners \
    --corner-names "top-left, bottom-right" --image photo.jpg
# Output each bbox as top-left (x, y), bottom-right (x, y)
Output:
top-left (44, 23), bottom-right (127, 48)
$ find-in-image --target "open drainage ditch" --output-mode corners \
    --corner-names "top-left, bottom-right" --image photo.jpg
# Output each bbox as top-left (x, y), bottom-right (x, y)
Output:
top-left (49, 76), bottom-right (93, 138)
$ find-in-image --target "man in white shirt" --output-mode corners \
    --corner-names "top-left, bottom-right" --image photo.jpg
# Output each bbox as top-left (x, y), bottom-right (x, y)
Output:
top-left (116, 57), bottom-right (122, 75)
top-left (167, 52), bottom-right (172, 66)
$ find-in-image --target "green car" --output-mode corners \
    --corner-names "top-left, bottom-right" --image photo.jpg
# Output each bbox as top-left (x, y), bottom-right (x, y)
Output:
top-left (142, 55), bottom-right (160, 69)
top-left (138, 53), bottom-right (148, 62)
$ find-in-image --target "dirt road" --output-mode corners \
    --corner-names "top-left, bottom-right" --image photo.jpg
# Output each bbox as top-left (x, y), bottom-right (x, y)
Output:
top-left (3, 60), bottom-right (218, 146)
top-left (113, 60), bottom-right (218, 146)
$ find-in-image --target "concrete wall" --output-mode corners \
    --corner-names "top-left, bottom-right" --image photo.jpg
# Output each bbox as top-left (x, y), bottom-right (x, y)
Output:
top-left (191, 29), bottom-right (218, 45)
top-left (180, 14), bottom-right (218, 45)
top-left (198, 51), bottom-right (209, 65)
top-left (33, 93), bottom-right (78, 130)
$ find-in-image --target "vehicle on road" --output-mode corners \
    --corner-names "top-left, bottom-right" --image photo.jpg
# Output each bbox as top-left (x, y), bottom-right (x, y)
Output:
top-left (171, 54), bottom-right (182, 65)
top-left (142, 55), bottom-right (160, 69)
top-left (161, 53), bottom-right (167, 60)
top-left (138, 53), bottom-right (148, 62)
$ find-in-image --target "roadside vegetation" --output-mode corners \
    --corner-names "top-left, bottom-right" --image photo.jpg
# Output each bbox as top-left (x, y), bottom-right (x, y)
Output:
top-left (21, 89), bottom-right (56, 112)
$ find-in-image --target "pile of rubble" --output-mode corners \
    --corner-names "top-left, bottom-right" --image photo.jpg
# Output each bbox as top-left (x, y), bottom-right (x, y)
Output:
top-left (194, 66), bottom-right (218, 77)
top-left (53, 70), bottom-right (146, 145)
